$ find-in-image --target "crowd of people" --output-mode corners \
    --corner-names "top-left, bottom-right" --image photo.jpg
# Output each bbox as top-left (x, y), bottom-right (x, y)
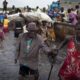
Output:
top-left (0, 0), bottom-right (80, 80)
top-left (48, 1), bottom-right (80, 26)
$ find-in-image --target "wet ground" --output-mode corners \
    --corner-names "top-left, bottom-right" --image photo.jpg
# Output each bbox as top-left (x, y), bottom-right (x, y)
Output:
top-left (0, 31), bottom-right (67, 80)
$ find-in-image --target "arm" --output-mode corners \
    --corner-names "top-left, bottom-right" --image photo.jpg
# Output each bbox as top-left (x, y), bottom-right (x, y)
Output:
top-left (38, 35), bottom-right (51, 53)
top-left (38, 34), bottom-right (58, 63)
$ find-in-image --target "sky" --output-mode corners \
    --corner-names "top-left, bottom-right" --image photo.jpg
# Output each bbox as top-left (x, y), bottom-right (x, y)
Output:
top-left (0, 0), bottom-right (55, 8)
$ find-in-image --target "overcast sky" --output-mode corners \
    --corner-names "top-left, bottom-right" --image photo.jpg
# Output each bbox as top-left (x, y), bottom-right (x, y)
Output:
top-left (0, 0), bottom-right (54, 8)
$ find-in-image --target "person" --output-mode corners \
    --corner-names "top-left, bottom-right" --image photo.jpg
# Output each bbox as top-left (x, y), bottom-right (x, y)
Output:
top-left (15, 22), bottom-right (53, 80)
top-left (0, 21), bottom-right (4, 48)
top-left (3, 0), bottom-right (8, 13)
top-left (46, 22), bottom-right (56, 42)
top-left (0, 13), bottom-right (4, 23)
top-left (40, 21), bottom-right (48, 41)
top-left (15, 8), bottom-right (21, 13)
top-left (67, 8), bottom-right (78, 25)
top-left (12, 5), bottom-right (16, 12)
top-left (42, 7), bottom-right (46, 13)
top-left (3, 15), bottom-right (9, 33)
top-left (75, 5), bottom-right (80, 15)
top-left (59, 26), bottom-right (80, 80)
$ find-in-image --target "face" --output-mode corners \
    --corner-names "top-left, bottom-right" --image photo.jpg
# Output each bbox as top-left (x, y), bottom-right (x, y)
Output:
top-left (28, 30), bottom-right (37, 38)
top-left (54, 8), bottom-right (59, 13)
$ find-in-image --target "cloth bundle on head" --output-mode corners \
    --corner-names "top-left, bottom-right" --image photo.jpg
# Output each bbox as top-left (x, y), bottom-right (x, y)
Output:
top-left (27, 22), bottom-right (38, 31)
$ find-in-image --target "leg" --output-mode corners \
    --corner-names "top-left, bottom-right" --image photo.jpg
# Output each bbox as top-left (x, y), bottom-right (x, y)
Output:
top-left (18, 75), bottom-right (25, 80)
top-left (31, 69), bottom-right (39, 80)
top-left (34, 74), bottom-right (39, 80)
top-left (19, 65), bottom-right (29, 80)
top-left (0, 39), bottom-right (1, 48)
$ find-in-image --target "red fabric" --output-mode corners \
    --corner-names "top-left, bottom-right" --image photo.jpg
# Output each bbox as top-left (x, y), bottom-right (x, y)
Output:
top-left (3, 27), bottom-right (9, 33)
top-left (67, 38), bottom-right (75, 50)
top-left (59, 39), bottom-right (80, 80)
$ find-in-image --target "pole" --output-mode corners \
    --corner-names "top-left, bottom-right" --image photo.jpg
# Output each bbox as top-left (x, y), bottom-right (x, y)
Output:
top-left (48, 64), bottom-right (54, 80)
top-left (47, 39), bottom-right (69, 80)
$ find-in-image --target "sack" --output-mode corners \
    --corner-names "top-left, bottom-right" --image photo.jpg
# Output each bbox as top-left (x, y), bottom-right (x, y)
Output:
top-left (59, 51), bottom-right (80, 80)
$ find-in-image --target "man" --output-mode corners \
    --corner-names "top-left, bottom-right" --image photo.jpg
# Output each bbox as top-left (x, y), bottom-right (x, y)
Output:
top-left (15, 22), bottom-right (53, 80)
top-left (3, 0), bottom-right (8, 13)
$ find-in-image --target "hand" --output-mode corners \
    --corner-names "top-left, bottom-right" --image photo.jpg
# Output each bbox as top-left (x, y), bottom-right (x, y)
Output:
top-left (14, 59), bottom-right (17, 64)
top-left (48, 51), bottom-right (58, 64)
top-left (48, 51), bottom-right (54, 64)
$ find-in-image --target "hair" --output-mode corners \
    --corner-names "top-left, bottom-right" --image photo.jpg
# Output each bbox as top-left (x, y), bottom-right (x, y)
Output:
top-left (75, 5), bottom-right (79, 9)
top-left (67, 9), bottom-right (71, 13)
top-left (42, 21), bottom-right (47, 26)
top-left (61, 7), bottom-right (64, 12)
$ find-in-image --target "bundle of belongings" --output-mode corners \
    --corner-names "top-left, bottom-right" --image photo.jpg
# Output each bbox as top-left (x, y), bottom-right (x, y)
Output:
top-left (59, 37), bottom-right (80, 80)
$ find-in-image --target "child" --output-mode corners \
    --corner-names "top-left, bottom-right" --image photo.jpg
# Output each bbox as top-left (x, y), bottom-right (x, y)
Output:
top-left (3, 15), bottom-right (9, 33)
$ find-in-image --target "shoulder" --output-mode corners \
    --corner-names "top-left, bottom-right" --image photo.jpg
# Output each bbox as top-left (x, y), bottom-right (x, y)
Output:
top-left (37, 34), bottom-right (44, 43)
top-left (19, 33), bottom-right (28, 39)
top-left (22, 32), bottom-right (28, 36)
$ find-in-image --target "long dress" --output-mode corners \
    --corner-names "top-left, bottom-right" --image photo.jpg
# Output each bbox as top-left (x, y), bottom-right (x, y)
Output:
top-left (3, 18), bottom-right (9, 33)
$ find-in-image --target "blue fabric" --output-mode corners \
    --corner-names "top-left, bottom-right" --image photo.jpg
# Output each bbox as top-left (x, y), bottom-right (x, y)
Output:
top-left (48, 1), bottom-right (61, 19)
top-left (25, 39), bottom-right (32, 53)
top-left (53, 12), bottom-right (59, 17)
top-left (0, 15), bottom-right (4, 23)
top-left (48, 10), bottom-right (54, 18)
top-left (48, 10), bottom-right (59, 19)
top-left (49, 2), bottom-right (61, 11)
